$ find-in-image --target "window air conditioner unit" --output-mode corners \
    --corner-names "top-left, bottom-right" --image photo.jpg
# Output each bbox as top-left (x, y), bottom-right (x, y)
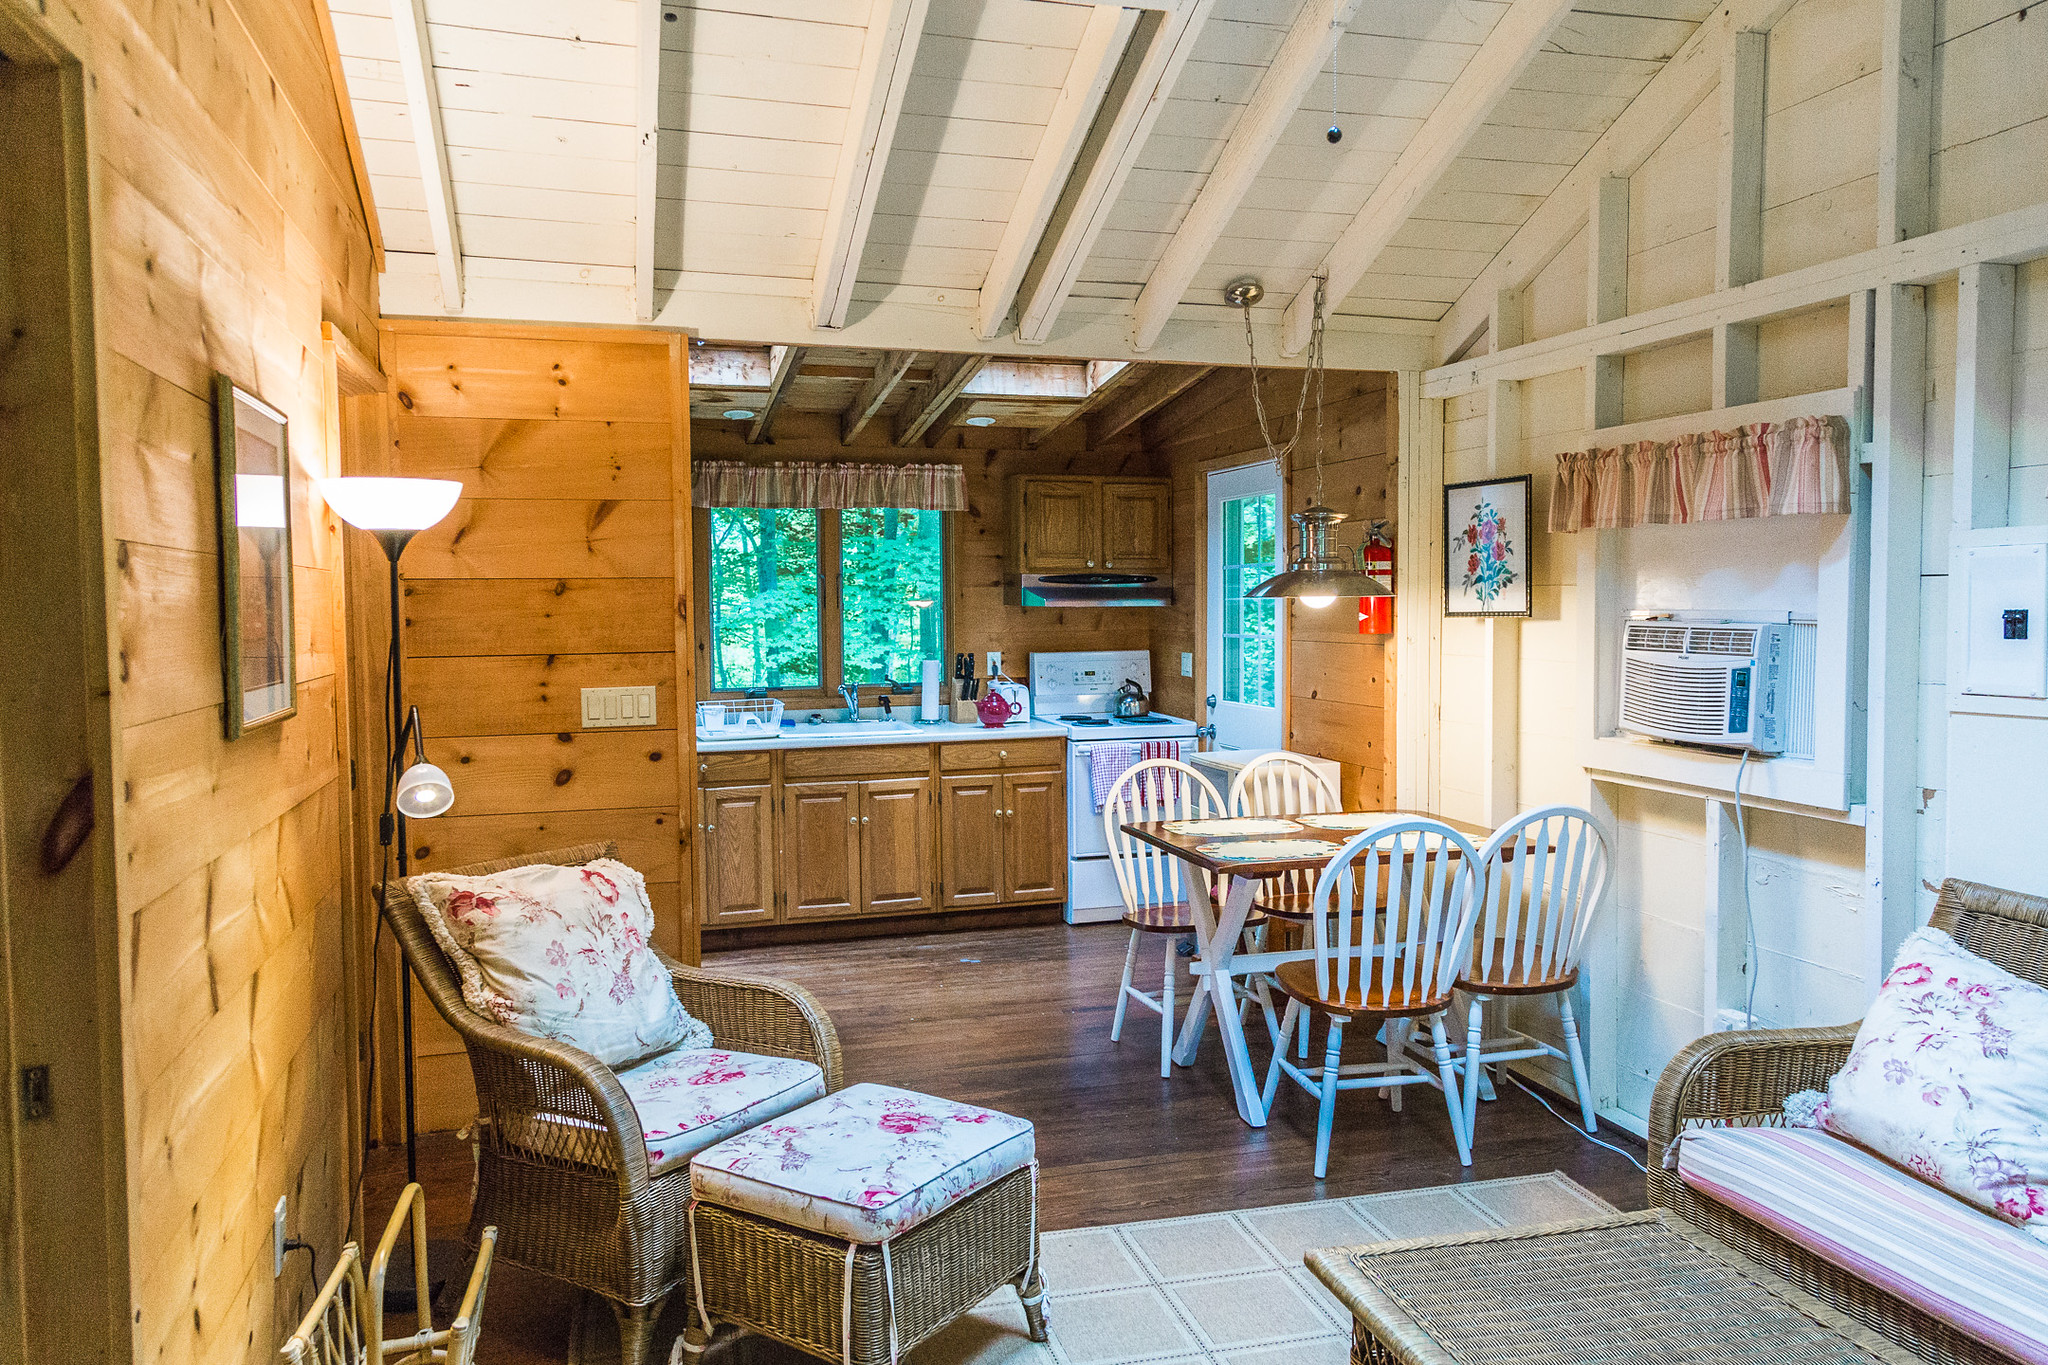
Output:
top-left (1618, 619), bottom-right (1809, 755)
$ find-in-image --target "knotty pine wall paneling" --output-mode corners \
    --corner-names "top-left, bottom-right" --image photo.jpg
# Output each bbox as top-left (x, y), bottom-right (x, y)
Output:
top-left (1146, 371), bottom-right (1396, 808)
top-left (372, 323), bottom-right (696, 1132)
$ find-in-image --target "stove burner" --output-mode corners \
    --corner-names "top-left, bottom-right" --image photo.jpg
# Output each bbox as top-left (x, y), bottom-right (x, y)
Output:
top-left (1059, 714), bottom-right (1112, 727)
top-left (1115, 714), bottom-right (1173, 725)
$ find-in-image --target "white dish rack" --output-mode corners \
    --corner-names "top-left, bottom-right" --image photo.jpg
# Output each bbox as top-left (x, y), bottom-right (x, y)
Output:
top-left (696, 697), bottom-right (784, 739)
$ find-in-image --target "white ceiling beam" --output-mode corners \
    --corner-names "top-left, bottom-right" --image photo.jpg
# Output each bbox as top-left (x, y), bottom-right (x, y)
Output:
top-left (1013, 2), bottom-right (1217, 346)
top-left (975, 5), bottom-right (1138, 341)
top-left (746, 345), bottom-right (807, 445)
top-left (1429, 0), bottom-right (1805, 364)
top-left (841, 350), bottom-right (917, 444)
top-left (812, 0), bottom-right (931, 331)
top-left (389, 0), bottom-right (462, 309)
top-left (1278, 0), bottom-right (1577, 356)
top-left (1133, 0), bottom-right (1365, 353)
top-left (632, 0), bottom-right (661, 322)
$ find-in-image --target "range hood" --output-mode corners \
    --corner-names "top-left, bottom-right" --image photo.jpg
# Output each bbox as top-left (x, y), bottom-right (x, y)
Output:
top-left (1018, 572), bottom-right (1174, 608)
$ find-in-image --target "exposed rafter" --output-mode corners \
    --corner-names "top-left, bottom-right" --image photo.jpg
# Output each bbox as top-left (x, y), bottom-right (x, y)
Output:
top-left (746, 346), bottom-right (807, 445)
top-left (812, 0), bottom-right (931, 331)
top-left (893, 354), bottom-right (984, 446)
top-left (1088, 364), bottom-right (1212, 446)
top-left (1132, 0), bottom-right (1365, 353)
top-left (1013, 2), bottom-right (1216, 346)
top-left (1279, 0), bottom-right (1578, 356)
top-left (1029, 361), bottom-right (1137, 446)
top-left (632, 0), bottom-right (661, 323)
top-left (842, 350), bottom-right (918, 444)
top-left (975, 5), bottom-right (1138, 341)
top-left (389, 0), bottom-right (462, 309)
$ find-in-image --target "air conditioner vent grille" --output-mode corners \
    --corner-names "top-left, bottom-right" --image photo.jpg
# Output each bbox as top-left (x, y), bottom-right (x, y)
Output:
top-left (1619, 659), bottom-right (1731, 737)
top-left (1687, 626), bottom-right (1760, 656)
top-left (1624, 622), bottom-right (1689, 653)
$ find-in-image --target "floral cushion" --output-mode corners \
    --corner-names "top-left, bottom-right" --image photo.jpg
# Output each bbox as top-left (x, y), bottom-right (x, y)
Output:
top-left (407, 858), bottom-right (710, 1066)
top-left (689, 1083), bottom-right (1035, 1243)
top-left (619, 1049), bottom-right (826, 1176)
top-left (1821, 925), bottom-right (2048, 1237)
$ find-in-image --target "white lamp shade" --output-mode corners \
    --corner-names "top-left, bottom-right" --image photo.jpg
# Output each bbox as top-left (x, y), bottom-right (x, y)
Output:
top-left (395, 762), bottom-right (455, 819)
top-left (319, 477), bottom-right (463, 532)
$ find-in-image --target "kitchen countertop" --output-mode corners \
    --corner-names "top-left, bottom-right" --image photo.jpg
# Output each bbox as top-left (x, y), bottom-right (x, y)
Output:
top-left (697, 716), bottom-right (1069, 753)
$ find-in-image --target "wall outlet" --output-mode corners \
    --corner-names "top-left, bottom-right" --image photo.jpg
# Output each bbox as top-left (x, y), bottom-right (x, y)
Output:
top-left (582, 684), bottom-right (658, 728)
top-left (273, 1196), bottom-right (287, 1278)
top-left (986, 651), bottom-right (1002, 679)
top-left (1180, 652), bottom-right (1193, 678)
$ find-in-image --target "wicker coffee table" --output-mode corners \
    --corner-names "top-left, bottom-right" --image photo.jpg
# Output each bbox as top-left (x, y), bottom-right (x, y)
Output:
top-left (1305, 1209), bottom-right (1926, 1365)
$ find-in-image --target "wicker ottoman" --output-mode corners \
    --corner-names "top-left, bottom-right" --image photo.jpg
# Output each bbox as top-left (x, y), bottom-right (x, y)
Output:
top-left (680, 1084), bottom-right (1048, 1365)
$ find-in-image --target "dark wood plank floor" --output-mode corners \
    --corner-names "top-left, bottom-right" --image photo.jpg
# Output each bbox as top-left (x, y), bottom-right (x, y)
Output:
top-left (364, 920), bottom-right (1646, 1362)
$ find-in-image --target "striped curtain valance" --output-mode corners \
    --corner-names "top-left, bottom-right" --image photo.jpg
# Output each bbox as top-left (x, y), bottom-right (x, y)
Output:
top-left (691, 460), bottom-right (966, 511)
top-left (1549, 414), bottom-right (1851, 533)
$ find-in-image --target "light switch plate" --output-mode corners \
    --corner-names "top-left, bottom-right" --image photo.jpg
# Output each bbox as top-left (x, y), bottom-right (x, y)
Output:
top-left (1180, 652), bottom-right (1193, 677)
top-left (582, 684), bottom-right (659, 728)
top-left (986, 651), bottom-right (1002, 679)
top-left (273, 1197), bottom-right (287, 1278)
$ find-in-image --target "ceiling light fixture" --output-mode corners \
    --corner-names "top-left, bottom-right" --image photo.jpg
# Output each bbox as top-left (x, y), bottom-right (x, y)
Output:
top-left (963, 415), bottom-right (997, 427)
top-left (722, 408), bottom-right (756, 420)
top-left (1228, 275), bottom-right (1392, 609)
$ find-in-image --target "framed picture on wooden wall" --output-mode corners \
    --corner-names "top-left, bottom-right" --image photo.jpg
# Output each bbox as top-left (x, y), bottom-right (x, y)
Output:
top-left (213, 376), bottom-right (296, 738)
top-left (1442, 475), bottom-right (1531, 618)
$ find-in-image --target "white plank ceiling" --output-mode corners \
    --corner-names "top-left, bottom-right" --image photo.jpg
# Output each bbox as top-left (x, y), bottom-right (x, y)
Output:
top-left (330, 0), bottom-right (1720, 368)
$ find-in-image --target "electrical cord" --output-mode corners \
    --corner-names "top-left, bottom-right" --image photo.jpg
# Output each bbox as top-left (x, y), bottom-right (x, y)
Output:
top-left (1502, 1073), bottom-right (1648, 1174)
top-left (1734, 749), bottom-right (1758, 1028)
top-left (283, 1238), bottom-right (322, 1302)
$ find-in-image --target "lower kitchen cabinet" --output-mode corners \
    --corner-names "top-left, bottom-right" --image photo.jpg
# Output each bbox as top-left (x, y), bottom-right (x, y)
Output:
top-left (940, 769), bottom-right (1067, 908)
top-left (861, 777), bottom-right (934, 915)
top-left (938, 774), bottom-right (1003, 909)
top-left (699, 784), bottom-right (777, 925)
top-left (783, 782), bottom-right (863, 920)
top-left (1002, 770), bottom-right (1067, 903)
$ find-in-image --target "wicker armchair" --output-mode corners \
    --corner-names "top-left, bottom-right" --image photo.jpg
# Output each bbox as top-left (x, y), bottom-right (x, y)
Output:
top-left (1648, 877), bottom-right (2048, 1365)
top-left (378, 841), bottom-right (843, 1365)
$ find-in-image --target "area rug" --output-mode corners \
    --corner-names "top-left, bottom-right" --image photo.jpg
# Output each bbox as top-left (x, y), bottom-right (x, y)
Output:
top-left (566, 1173), bottom-right (1613, 1364)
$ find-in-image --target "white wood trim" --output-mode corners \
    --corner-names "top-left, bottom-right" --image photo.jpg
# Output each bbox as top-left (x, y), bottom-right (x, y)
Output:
top-left (1393, 373), bottom-right (1443, 812)
top-left (1134, 0), bottom-right (1364, 353)
top-left (1580, 387), bottom-right (1859, 450)
top-left (841, 350), bottom-right (917, 445)
top-left (974, 5), bottom-right (1136, 341)
top-left (632, 0), bottom-right (661, 323)
top-left (1484, 376), bottom-right (1522, 825)
top-left (1715, 30), bottom-right (1767, 294)
top-left (1490, 288), bottom-right (1525, 353)
top-left (745, 345), bottom-right (806, 445)
top-left (1878, 0), bottom-right (1935, 244)
top-left (811, 0), bottom-right (932, 331)
top-left (1281, 0), bottom-right (1577, 356)
top-left (1013, 2), bottom-right (1216, 346)
top-left (1426, 200), bottom-right (2048, 398)
top-left (389, 0), bottom-right (462, 309)
top-left (1582, 768), bottom-right (1869, 823)
top-left (1954, 263), bottom-right (2016, 532)
top-left (1587, 177), bottom-right (1629, 329)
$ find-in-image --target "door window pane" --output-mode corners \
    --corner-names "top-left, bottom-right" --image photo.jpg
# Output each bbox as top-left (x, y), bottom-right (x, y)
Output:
top-left (840, 507), bottom-right (944, 685)
top-left (1221, 494), bottom-right (1278, 708)
top-left (709, 508), bottom-right (821, 690)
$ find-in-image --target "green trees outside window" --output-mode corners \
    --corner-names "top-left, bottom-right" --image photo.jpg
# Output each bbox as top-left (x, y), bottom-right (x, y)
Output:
top-left (839, 507), bottom-right (943, 686)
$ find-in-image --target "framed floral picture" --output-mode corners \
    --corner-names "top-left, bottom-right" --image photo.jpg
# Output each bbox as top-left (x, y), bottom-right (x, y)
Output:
top-left (213, 375), bottom-right (296, 738)
top-left (1443, 475), bottom-right (1531, 618)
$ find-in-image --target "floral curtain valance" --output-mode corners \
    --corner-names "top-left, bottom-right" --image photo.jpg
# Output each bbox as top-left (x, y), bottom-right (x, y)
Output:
top-left (692, 460), bottom-right (966, 511)
top-left (1548, 414), bottom-right (1850, 533)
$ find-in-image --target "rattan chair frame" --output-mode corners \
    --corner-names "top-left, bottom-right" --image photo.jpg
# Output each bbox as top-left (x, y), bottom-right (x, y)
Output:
top-left (1647, 876), bottom-right (2047, 1365)
top-left (377, 841), bottom-right (844, 1365)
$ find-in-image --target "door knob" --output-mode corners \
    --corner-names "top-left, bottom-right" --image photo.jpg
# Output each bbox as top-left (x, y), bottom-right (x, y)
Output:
top-left (997, 749), bottom-right (1007, 759)
top-left (699, 762), bottom-right (708, 773)
top-left (706, 823), bottom-right (716, 832)
top-left (862, 815), bottom-right (870, 825)
top-left (849, 815), bottom-right (858, 824)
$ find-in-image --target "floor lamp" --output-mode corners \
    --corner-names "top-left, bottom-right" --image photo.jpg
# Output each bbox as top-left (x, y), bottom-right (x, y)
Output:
top-left (321, 476), bottom-right (462, 1185)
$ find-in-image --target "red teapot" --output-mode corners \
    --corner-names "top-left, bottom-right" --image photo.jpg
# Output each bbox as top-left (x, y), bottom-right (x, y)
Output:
top-left (975, 690), bottom-right (1023, 728)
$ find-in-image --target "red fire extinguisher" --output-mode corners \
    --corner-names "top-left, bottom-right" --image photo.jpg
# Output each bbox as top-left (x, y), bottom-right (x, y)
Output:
top-left (1358, 521), bottom-right (1394, 636)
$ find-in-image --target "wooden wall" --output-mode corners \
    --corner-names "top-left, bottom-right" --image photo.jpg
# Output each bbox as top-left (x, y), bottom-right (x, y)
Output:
top-left (69, 0), bottom-right (383, 1356)
top-left (1147, 371), bottom-right (1396, 808)
top-left (690, 410), bottom-right (1161, 701)
top-left (366, 323), bottom-right (695, 1133)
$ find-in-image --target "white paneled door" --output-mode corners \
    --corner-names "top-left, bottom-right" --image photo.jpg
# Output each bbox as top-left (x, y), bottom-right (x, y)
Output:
top-left (1206, 462), bottom-right (1283, 751)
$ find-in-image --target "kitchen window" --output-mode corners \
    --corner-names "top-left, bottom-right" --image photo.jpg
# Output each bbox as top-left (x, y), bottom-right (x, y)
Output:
top-left (704, 506), bottom-right (946, 698)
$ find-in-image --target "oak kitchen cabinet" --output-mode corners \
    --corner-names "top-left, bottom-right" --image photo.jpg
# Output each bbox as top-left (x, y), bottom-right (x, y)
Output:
top-left (696, 738), bottom-right (1063, 932)
top-left (1010, 476), bottom-right (1171, 576)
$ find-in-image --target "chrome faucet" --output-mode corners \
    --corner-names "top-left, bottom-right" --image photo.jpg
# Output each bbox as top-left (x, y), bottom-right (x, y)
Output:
top-left (839, 681), bottom-right (861, 720)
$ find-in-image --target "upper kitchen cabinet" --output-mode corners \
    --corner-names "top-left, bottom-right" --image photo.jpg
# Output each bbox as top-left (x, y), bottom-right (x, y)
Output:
top-left (1009, 476), bottom-right (1172, 577)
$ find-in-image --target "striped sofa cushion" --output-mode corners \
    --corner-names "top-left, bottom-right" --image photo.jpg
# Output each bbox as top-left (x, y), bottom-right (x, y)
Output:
top-left (1679, 1127), bottom-right (2048, 1365)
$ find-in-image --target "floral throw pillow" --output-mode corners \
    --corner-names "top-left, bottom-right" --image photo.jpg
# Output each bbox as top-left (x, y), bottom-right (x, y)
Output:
top-left (1823, 925), bottom-right (2048, 1238)
top-left (407, 858), bottom-right (710, 1067)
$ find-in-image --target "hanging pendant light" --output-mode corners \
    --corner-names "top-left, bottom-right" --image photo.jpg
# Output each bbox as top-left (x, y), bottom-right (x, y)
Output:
top-left (1228, 276), bottom-right (1394, 609)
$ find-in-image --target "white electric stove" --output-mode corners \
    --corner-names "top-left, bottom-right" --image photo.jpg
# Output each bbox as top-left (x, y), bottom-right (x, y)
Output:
top-left (1029, 651), bottom-right (1199, 924)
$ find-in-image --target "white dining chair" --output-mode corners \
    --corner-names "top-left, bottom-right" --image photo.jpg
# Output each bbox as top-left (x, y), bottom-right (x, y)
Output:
top-left (1445, 805), bottom-right (1611, 1141)
top-left (1261, 818), bottom-right (1481, 1177)
top-left (1104, 759), bottom-right (1265, 1077)
top-left (1228, 752), bottom-right (1343, 1056)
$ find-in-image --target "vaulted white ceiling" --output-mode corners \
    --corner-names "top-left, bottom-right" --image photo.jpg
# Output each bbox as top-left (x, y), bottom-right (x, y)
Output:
top-left (328, 0), bottom-right (1719, 369)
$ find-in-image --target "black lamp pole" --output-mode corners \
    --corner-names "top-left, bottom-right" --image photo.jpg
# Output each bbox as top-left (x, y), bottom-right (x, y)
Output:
top-left (375, 527), bottom-right (423, 1185)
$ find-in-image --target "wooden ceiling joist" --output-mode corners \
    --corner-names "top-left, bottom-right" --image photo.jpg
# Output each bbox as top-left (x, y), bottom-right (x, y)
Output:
top-left (893, 354), bottom-right (984, 447)
top-left (389, 0), bottom-right (462, 309)
top-left (632, 0), bottom-right (662, 323)
top-left (746, 346), bottom-right (807, 445)
top-left (1028, 360), bottom-right (1138, 446)
top-left (842, 350), bottom-right (918, 444)
top-left (1131, 0), bottom-right (1365, 353)
top-left (1087, 364), bottom-right (1212, 446)
top-left (974, 5), bottom-right (1138, 341)
top-left (812, 0), bottom-right (932, 332)
top-left (1279, 0), bottom-right (1579, 356)
top-left (1013, 1), bottom-right (1216, 347)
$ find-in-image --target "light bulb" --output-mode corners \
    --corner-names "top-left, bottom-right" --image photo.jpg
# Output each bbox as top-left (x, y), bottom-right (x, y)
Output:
top-left (319, 477), bottom-right (462, 532)
top-left (395, 762), bottom-right (455, 818)
top-left (1299, 595), bottom-right (1337, 609)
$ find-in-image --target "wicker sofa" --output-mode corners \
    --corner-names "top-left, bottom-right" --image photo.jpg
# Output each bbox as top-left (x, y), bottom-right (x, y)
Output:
top-left (1648, 876), bottom-right (2047, 1365)
top-left (378, 841), bottom-right (843, 1365)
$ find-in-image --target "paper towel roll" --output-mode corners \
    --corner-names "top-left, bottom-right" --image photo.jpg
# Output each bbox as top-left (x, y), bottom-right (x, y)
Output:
top-left (921, 658), bottom-right (943, 722)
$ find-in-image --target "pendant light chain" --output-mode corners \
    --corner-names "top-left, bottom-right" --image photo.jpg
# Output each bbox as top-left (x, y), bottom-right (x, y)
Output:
top-left (1241, 274), bottom-right (1329, 503)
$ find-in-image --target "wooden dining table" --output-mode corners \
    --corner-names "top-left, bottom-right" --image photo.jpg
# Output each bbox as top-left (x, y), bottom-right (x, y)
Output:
top-left (1118, 812), bottom-right (1495, 1129)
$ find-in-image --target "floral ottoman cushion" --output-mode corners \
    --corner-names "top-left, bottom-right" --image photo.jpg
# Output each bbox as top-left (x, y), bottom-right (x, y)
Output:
top-left (619, 1049), bottom-right (826, 1176)
top-left (1820, 924), bottom-right (2048, 1238)
top-left (406, 857), bottom-right (710, 1066)
top-left (689, 1083), bottom-right (1035, 1243)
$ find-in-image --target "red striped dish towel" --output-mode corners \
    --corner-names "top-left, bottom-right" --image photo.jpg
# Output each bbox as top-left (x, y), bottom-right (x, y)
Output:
top-left (1134, 740), bottom-right (1184, 803)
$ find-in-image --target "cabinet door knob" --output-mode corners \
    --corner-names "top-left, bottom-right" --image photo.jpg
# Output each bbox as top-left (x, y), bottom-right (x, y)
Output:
top-left (861, 815), bottom-right (870, 825)
top-left (699, 762), bottom-right (708, 773)
top-left (707, 823), bottom-right (717, 832)
top-left (1086, 559), bottom-right (1095, 567)
top-left (849, 815), bottom-right (859, 824)
top-left (1106, 561), bottom-right (1114, 568)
